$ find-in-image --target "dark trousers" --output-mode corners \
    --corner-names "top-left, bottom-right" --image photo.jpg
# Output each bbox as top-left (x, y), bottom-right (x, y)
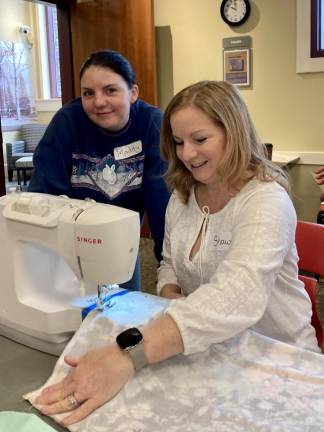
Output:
top-left (120, 256), bottom-right (141, 291)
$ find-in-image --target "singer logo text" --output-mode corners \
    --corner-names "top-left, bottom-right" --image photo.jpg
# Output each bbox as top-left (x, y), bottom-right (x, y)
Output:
top-left (76, 236), bottom-right (102, 245)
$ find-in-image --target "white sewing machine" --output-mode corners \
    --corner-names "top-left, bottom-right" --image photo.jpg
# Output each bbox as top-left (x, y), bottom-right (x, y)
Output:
top-left (0, 192), bottom-right (140, 354)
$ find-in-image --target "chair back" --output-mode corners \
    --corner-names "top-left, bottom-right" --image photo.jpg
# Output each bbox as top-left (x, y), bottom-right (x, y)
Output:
top-left (295, 221), bottom-right (324, 276)
top-left (295, 220), bottom-right (324, 348)
top-left (20, 123), bottom-right (47, 153)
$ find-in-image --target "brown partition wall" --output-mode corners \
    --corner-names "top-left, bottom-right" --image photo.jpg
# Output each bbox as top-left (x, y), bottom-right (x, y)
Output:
top-left (69, 0), bottom-right (157, 106)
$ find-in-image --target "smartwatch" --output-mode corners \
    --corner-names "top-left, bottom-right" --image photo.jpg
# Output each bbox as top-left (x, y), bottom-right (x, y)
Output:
top-left (116, 327), bottom-right (147, 371)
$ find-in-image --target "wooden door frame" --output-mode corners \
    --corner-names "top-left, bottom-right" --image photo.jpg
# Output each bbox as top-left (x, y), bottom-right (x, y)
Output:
top-left (46, 0), bottom-right (77, 104)
top-left (0, 120), bottom-right (5, 196)
top-left (56, 6), bottom-right (75, 104)
top-left (24, 0), bottom-right (76, 104)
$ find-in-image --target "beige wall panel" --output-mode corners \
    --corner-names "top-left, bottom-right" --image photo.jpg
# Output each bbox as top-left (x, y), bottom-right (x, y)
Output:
top-left (154, 0), bottom-right (324, 153)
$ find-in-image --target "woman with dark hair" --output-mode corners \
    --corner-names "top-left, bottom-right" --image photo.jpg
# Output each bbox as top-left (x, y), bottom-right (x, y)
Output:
top-left (29, 50), bottom-right (170, 291)
top-left (35, 81), bottom-right (318, 427)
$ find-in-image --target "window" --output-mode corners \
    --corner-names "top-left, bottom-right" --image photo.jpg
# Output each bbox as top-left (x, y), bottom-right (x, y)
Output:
top-left (0, 2), bottom-right (62, 131)
top-left (34, 3), bottom-right (62, 116)
top-left (311, 0), bottom-right (324, 57)
top-left (36, 3), bottom-right (61, 100)
top-left (296, 0), bottom-right (324, 72)
top-left (0, 39), bottom-right (37, 130)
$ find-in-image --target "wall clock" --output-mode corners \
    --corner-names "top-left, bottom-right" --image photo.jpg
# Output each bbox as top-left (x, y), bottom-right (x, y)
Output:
top-left (220, 0), bottom-right (251, 26)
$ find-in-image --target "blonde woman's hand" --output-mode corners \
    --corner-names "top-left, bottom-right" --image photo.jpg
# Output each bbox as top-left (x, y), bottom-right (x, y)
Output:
top-left (35, 344), bottom-right (133, 426)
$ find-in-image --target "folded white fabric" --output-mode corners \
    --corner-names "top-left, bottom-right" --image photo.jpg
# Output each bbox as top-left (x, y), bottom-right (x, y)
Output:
top-left (24, 292), bottom-right (324, 432)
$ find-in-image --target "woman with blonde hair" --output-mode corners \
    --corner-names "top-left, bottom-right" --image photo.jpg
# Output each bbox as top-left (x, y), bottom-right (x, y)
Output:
top-left (156, 80), bottom-right (317, 347)
top-left (35, 81), bottom-right (318, 427)
top-left (161, 80), bottom-right (287, 204)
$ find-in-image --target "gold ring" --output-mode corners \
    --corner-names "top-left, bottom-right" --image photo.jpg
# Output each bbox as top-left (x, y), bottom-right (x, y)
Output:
top-left (67, 393), bottom-right (79, 410)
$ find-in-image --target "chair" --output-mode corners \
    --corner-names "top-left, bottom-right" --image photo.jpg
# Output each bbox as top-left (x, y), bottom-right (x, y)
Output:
top-left (6, 123), bottom-right (47, 181)
top-left (295, 220), bottom-right (324, 348)
top-left (264, 143), bottom-right (273, 160)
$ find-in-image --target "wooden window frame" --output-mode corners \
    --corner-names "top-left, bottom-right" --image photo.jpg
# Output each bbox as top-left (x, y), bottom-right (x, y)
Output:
top-left (45, 5), bottom-right (61, 98)
top-left (296, 0), bottom-right (324, 72)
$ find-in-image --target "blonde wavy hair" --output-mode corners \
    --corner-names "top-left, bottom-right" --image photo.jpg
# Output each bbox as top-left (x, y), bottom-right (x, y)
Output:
top-left (161, 80), bottom-right (288, 203)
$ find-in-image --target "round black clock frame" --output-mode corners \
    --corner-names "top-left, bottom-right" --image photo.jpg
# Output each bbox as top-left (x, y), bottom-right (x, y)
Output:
top-left (220, 0), bottom-right (251, 27)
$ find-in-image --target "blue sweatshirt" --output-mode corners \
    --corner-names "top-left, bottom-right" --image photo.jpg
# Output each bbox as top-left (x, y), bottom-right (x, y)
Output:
top-left (29, 98), bottom-right (170, 265)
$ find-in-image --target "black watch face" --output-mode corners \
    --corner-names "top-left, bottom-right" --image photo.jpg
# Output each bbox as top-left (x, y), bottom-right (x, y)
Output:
top-left (116, 327), bottom-right (143, 349)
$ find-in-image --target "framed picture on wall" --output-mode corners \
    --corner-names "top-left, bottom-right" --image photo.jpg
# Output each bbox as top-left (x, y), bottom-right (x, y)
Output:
top-left (223, 48), bottom-right (250, 87)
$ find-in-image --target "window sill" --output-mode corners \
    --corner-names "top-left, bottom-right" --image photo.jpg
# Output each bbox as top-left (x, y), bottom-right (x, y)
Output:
top-left (35, 98), bottom-right (62, 112)
top-left (272, 151), bottom-right (324, 166)
top-left (272, 152), bottom-right (300, 166)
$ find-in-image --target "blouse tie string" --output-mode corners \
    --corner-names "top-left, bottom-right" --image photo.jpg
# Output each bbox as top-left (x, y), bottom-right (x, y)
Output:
top-left (198, 205), bottom-right (210, 284)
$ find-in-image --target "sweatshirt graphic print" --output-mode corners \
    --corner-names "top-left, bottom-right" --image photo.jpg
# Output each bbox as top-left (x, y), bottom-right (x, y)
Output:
top-left (71, 140), bottom-right (144, 200)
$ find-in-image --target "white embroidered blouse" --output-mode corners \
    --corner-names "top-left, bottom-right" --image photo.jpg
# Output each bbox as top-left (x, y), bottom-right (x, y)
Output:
top-left (157, 178), bottom-right (319, 355)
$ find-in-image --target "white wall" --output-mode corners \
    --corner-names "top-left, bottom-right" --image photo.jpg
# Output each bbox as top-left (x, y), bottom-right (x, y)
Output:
top-left (0, 0), bottom-right (30, 43)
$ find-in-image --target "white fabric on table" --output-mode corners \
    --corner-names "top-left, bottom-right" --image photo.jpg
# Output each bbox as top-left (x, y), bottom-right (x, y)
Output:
top-left (24, 292), bottom-right (324, 432)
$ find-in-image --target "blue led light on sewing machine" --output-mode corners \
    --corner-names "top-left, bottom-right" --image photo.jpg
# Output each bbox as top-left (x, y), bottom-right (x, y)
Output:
top-left (81, 288), bottom-right (129, 320)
